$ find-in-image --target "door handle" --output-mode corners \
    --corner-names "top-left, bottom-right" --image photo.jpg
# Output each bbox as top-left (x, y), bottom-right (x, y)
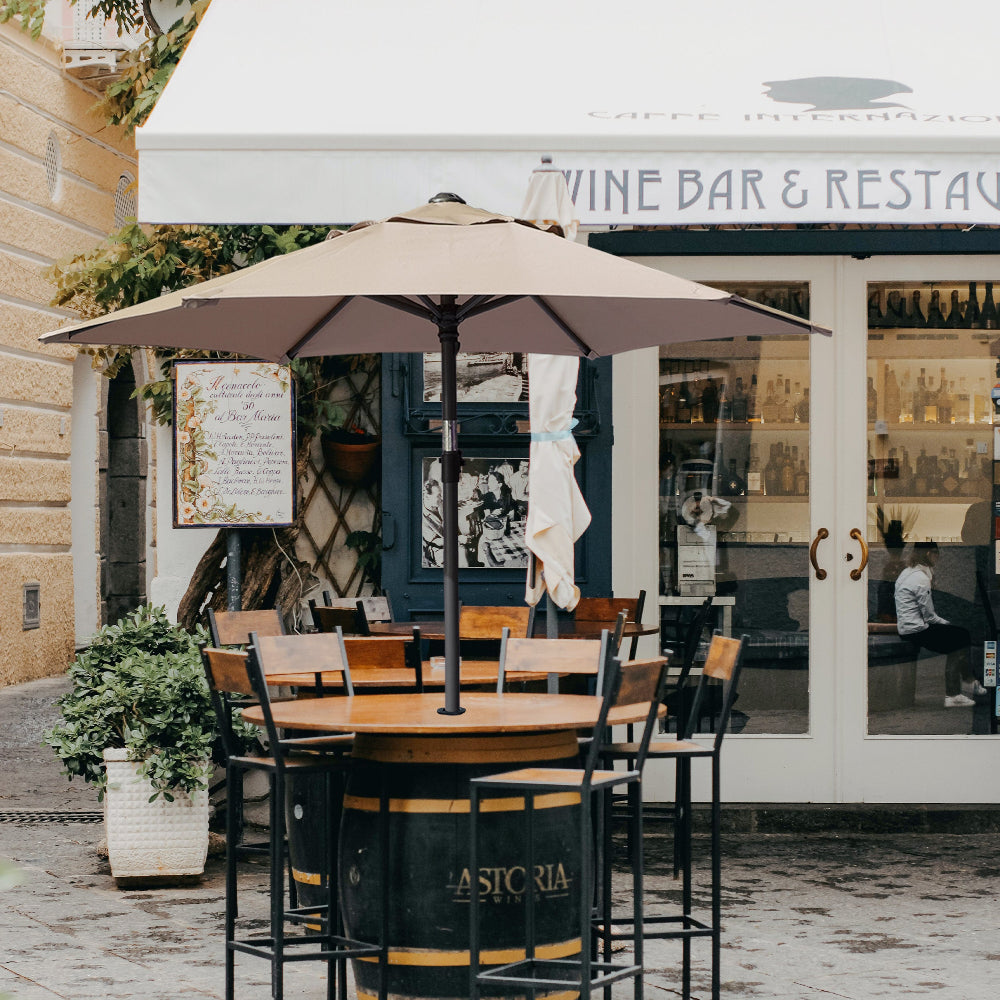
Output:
top-left (381, 510), bottom-right (396, 551)
top-left (849, 528), bottom-right (869, 581)
top-left (809, 528), bottom-right (829, 580)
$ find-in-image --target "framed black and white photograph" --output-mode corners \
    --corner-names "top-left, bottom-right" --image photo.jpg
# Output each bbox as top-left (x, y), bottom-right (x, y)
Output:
top-left (421, 456), bottom-right (530, 569)
top-left (422, 352), bottom-right (530, 404)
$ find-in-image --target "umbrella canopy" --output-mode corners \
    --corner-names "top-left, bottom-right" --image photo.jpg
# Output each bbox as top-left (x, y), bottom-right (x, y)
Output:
top-left (42, 198), bottom-right (829, 715)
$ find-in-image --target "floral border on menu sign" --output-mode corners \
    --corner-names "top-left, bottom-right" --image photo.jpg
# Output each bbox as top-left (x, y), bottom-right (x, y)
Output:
top-left (172, 361), bottom-right (296, 527)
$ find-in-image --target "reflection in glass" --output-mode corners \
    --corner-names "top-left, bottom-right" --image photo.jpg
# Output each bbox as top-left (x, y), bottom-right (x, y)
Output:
top-left (658, 282), bottom-right (811, 736)
top-left (866, 280), bottom-right (997, 736)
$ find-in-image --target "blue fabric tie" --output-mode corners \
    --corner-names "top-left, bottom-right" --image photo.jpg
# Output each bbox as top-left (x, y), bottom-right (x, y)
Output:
top-left (530, 418), bottom-right (578, 442)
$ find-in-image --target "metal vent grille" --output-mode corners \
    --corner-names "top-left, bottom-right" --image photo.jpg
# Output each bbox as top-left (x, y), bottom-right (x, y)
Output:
top-left (0, 811), bottom-right (103, 825)
top-left (114, 172), bottom-right (137, 227)
top-left (43, 133), bottom-right (61, 200)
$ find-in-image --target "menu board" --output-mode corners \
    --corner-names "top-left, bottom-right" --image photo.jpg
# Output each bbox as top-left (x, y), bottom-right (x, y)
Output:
top-left (173, 361), bottom-right (296, 527)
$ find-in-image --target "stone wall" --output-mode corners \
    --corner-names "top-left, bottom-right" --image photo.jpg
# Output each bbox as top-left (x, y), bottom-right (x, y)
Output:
top-left (0, 18), bottom-right (136, 686)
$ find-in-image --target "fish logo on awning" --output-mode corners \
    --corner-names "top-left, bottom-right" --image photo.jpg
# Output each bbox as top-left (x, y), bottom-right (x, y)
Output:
top-left (763, 76), bottom-right (913, 112)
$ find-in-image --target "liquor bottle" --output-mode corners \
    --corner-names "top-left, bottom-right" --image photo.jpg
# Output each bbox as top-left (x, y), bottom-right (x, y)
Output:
top-left (899, 368), bottom-right (913, 422)
top-left (792, 382), bottom-right (803, 421)
top-left (747, 374), bottom-right (760, 421)
top-left (885, 289), bottom-right (903, 327)
top-left (722, 458), bottom-right (745, 497)
top-left (779, 378), bottom-right (793, 422)
top-left (761, 380), bottom-right (780, 423)
top-left (924, 375), bottom-right (938, 423)
top-left (700, 376), bottom-right (720, 423)
top-left (763, 444), bottom-right (781, 495)
top-left (780, 445), bottom-right (795, 495)
top-left (945, 289), bottom-right (964, 328)
top-left (676, 378), bottom-right (692, 422)
top-left (795, 386), bottom-right (810, 424)
top-left (963, 282), bottom-right (981, 329)
top-left (660, 381), bottom-right (678, 422)
top-left (909, 290), bottom-right (927, 328)
top-left (731, 376), bottom-right (748, 422)
top-left (975, 377), bottom-right (991, 422)
top-left (718, 382), bottom-right (731, 422)
top-left (955, 377), bottom-right (970, 424)
top-left (883, 364), bottom-right (901, 423)
top-left (867, 376), bottom-right (878, 423)
top-left (926, 289), bottom-right (947, 328)
top-left (795, 459), bottom-right (809, 496)
top-left (914, 448), bottom-right (928, 495)
top-left (936, 368), bottom-right (952, 424)
top-left (867, 289), bottom-right (886, 328)
top-left (745, 444), bottom-right (763, 495)
top-left (913, 368), bottom-right (927, 423)
top-left (980, 282), bottom-right (999, 330)
top-left (899, 447), bottom-right (914, 493)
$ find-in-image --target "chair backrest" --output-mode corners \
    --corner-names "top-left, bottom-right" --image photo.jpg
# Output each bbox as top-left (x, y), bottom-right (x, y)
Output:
top-left (201, 645), bottom-right (261, 761)
top-left (311, 603), bottom-right (370, 636)
top-left (207, 607), bottom-right (285, 647)
top-left (666, 595), bottom-right (715, 725)
top-left (459, 605), bottom-right (532, 640)
top-left (249, 629), bottom-right (354, 696)
top-left (582, 654), bottom-right (670, 779)
top-left (680, 633), bottom-right (747, 749)
top-left (574, 591), bottom-right (646, 656)
top-left (496, 633), bottom-right (608, 694)
top-left (343, 629), bottom-right (423, 692)
top-left (317, 592), bottom-right (394, 623)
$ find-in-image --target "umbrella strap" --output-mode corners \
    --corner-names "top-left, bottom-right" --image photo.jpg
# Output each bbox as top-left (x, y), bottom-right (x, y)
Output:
top-left (530, 418), bottom-right (578, 442)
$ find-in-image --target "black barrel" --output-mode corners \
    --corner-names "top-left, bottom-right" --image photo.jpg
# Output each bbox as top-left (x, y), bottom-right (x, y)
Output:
top-left (341, 731), bottom-right (583, 1000)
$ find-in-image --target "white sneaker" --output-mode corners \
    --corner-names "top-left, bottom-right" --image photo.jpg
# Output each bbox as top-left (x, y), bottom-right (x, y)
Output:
top-left (944, 693), bottom-right (975, 708)
top-left (962, 679), bottom-right (988, 697)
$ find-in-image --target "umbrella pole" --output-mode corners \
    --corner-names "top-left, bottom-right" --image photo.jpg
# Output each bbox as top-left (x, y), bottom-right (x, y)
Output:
top-left (438, 302), bottom-right (464, 715)
top-left (226, 529), bottom-right (242, 611)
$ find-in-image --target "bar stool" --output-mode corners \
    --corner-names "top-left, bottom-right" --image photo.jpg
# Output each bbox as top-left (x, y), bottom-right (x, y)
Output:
top-left (469, 655), bottom-right (670, 1000)
top-left (201, 640), bottom-right (385, 1000)
top-left (599, 632), bottom-right (747, 1000)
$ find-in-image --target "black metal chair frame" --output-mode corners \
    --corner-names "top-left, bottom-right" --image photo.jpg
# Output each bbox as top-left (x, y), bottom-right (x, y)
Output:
top-left (599, 632), bottom-right (747, 1000)
top-left (469, 655), bottom-right (670, 1000)
top-left (202, 640), bottom-right (387, 1000)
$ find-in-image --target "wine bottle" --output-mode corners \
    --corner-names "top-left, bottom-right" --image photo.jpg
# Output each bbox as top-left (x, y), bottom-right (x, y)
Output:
top-left (900, 368), bottom-right (913, 422)
top-left (761, 380), bottom-right (779, 423)
top-left (780, 446), bottom-right (795, 495)
top-left (867, 376), bottom-right (878, 423)
top-left (980, 282), bottom-right (999, 330)
top-left (779, 378), bottom-right (793, 422)
top-left (945, 289), bottom-right (964, 328)
top-left (975, 377), bottom-right (991, 422)
top-left (913, 368), bottom-right (927, 423)
top-left (926, 289), bottom-right (946, 328)
top-left (963, 282), bottom-right (981, 328)
top-left (910, 290), bottom-right (927, 328)
top-left (796, 459), bottom-right (809, 496)
top-left (886, 289), bottom-right (903, 327)
top-left (718, 382), bottom-right (731, 422)
top-left (924, 375), bottom-right (938, 423)
top-left (763, 444), bottom-right (781, 495)
top-left (867, 289), bottom-right (886, 328)
top-left (883, 364), bottom-right (901, 423)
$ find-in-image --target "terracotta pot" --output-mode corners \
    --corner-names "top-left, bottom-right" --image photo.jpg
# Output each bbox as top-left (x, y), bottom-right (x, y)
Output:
top-left (322, 434), bottom-right (380, 486)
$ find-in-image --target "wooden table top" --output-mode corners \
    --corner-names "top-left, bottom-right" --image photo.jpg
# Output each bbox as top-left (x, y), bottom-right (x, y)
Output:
top-left (242, 691), bottom-right (650, 735)
top-left (368, 620), bottom-right (659, 641)
top-left (264, 660), bottom-right (547, 689)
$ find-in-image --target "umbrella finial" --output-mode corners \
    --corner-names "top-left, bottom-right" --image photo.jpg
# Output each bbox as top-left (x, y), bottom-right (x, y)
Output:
top-left (429, 192), bottom-right (466, 204)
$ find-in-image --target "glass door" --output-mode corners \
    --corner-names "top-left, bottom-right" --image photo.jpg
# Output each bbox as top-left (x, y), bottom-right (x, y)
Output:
top-left (615, 257), bottom-right (839, 804)
top-left (843, 258), bottom-right (1000, 804)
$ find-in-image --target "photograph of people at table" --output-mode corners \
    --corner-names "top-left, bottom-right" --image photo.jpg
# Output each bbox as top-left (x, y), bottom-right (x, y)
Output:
top-left (422, 456), bottom-right (529, 569)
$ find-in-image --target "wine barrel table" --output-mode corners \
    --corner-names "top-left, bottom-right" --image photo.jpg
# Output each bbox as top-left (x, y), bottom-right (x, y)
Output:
top-left (243, 692), bottom-right (652, 1000)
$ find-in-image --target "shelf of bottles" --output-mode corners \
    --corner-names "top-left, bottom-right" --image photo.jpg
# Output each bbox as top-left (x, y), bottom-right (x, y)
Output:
top-left (866, 280), bottom-right (995, 543)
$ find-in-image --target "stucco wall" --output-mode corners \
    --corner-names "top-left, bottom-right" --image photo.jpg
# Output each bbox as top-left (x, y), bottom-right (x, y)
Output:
top-left (0, 16), bottom-right (136, 685)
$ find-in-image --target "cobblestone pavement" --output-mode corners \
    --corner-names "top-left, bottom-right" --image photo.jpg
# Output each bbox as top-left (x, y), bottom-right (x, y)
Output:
top-left (2, 676), bottom-right (997, 999)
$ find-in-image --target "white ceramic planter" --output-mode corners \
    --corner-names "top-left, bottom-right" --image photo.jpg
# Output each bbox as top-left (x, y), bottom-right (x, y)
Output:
top-left (102, 748), bottom-right (209, 878)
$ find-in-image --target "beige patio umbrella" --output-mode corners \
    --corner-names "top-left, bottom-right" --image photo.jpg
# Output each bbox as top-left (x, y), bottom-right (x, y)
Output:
top-left (520, 162), bottom-right (589, 634)
top-left (42, 197), bottom-right (828, 714)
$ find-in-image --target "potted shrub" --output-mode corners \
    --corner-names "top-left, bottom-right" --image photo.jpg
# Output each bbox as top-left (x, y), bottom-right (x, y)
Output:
top-left (44, 604), bottom-right (257, 880)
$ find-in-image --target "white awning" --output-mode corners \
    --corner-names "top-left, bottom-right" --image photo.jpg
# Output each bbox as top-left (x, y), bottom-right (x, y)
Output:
top-left (137, 0), bottom-right (1000, 226)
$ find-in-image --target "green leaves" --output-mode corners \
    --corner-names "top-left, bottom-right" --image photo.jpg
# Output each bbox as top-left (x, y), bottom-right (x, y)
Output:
top-left (0, 1), bottom-right (46, 38)
top-left (44, 605), bottom-right (257, 801)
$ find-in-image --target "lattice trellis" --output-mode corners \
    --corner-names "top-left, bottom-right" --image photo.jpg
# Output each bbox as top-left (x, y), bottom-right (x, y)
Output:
top-left (296, 360), bottom-right (382, 599)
